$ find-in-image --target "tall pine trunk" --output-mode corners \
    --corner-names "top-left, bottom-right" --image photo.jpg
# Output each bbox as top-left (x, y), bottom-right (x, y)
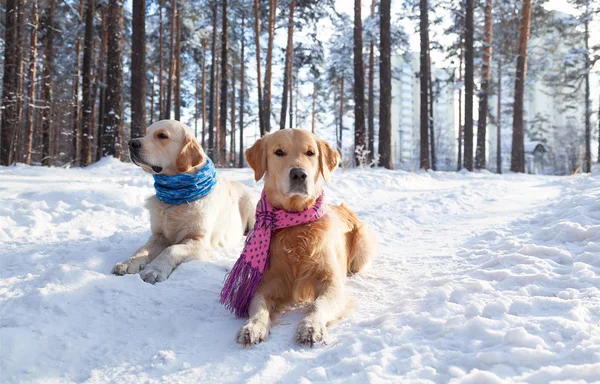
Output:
top-left (14, 0), bottom-right (25, 163)
top-left (24, 0), bottom-right (39, 165)
top-left (510, 0), bottom-right (532, 173)
top-left (150, 71), bottom-right (155, 123)
top-left (238, 14), bottom-right (245, 168)
top-left (174, 6), bottom-right (182, 121)
top-left (201, 39), bottom-right (207, 147)
top-left (80, 0), bottom-right (95, 165)
top-left (40, 0), bottom-right (56, 166)
top-left (289, 63), bottom-right (293, 128)
top-left (165, 0), bottom-right (176, 119)
top-left (207, 3), bottom-right (217, 158)
top-left (1, 0), bottom-right (19, 165)
top-left (158, 0), bottom-right (164, 119)
top-left (464, 0), bottom-right (474, 171)
top-left (367, 0), bottom-right (375, 163)
top-left (311, 82), bottom-right (316, 133)
top-left (70, 0), bottom-right (84, 165)
top-left (583, 17), bottom-right (591, 173)
top-left (353, 0), bottom-right (366, 165)
top-left (338, 76), bottom-right (344, 154)
top-left (419, 0), bottom-right (430, 170)
top-left (263, 0), bottom-right (277, 133)
top-left (428, 43), bottom-right (436, 170)
top-left (457, 42), bottom-right (463, 171)
top-left (102, 0), bottom-right (124, 158)
top-left (218, 0), bottom-right (228, 166)
top-left (253, 0), bottom-right (265, 136)
top-left (131, 0), bottom-right (147, 137)
top-left (279, 0), bottom-right (295, 130)
top-left (496, 60), bottom-right (502, 173)
top-left (96, 7), bottom-right (108, 161)
top-left (475, 0), bottom-right (493, 170)
top-left (378, 0), bottom-right (392, 169)
top-left (230, 61), bottom-right (236, 166)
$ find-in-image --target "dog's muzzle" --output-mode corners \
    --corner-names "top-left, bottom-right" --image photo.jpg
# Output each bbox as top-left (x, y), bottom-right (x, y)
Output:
top-left (288, 167), bottom-right (309, 195)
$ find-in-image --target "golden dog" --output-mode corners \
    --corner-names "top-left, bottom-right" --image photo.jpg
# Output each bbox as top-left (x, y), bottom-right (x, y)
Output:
top-left (237, 128), bottom-right (376, 346)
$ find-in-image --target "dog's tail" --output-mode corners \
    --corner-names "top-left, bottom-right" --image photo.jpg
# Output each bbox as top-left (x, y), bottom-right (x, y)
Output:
top-left (333, 204), bottom-right (377, 275)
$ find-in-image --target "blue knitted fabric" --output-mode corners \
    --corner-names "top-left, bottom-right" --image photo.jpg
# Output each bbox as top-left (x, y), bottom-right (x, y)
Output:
top-left (152, 158), bottom-right (217, 205)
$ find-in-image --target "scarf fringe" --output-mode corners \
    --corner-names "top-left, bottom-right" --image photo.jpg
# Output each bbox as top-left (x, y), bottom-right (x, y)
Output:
top-left (220, 256), bottom-right (263, 318)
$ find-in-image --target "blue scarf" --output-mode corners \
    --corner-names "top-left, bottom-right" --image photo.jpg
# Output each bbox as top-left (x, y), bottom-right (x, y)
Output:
top-left (153, 158), bottom-right (218, 205)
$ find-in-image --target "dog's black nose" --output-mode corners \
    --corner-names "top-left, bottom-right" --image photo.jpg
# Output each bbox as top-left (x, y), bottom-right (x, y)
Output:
top-left (290, 168), bottom-right (307, 182)
top-left (128, 139), bottom-right (141, 149)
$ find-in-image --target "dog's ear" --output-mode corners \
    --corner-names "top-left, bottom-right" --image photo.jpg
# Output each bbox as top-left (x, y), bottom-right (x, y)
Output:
top-left (318, 139), bottom-right (340, 182)
top-left (176, 136), bottom-right (205, 173)
top-left (245, 136), bottom-right (267, 181)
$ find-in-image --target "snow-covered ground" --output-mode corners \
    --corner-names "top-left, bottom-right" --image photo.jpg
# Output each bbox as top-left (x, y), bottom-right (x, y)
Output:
top-left (1, 159), bottom-right (599, 383)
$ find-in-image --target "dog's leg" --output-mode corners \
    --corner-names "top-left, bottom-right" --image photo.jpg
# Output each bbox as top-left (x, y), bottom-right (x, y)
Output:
top-left (112, 234), bottom-right (168, 276)
top-left (296, 281), bottom-right (348, 347)
top-left (139, 238), bottom-right (210, 284)
top-left (237, 293), bottom-right (274, 346)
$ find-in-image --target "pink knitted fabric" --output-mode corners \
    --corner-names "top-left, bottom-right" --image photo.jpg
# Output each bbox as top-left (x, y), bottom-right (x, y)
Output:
top-left (220, 191), bottom-right (327, 317)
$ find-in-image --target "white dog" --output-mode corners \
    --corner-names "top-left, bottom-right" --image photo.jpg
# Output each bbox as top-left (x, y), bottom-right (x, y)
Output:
top-left (112, 120), bottom-right (258, 284)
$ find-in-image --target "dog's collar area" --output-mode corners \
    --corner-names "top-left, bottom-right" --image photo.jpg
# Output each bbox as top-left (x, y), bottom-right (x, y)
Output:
top-left (153, 158), bottom-right (217, 205)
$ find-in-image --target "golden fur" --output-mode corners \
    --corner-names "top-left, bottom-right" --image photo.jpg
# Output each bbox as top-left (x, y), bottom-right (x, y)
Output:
top-left (238, 128), bottom-right (376, 346)
top-left (112, 120), bottom-right (258, 284)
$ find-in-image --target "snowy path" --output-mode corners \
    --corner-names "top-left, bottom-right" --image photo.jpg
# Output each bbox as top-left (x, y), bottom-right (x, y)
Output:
top-left (1, 160), bottom-right (599, 383)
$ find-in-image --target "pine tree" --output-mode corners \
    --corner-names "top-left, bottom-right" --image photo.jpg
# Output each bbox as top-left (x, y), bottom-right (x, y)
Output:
top-left (419, 0), bottom-right (430, 170)
top-left (1, 0), bottom-right (19, 165)
top-left (263, 0), bottom-right (278, 133)
top-left (40, 0), bottom-right (56, 166)
top-left (475, 0), bottom-right (494, 169)
top-left (165, 0), bottom-right (177, 119)
top-left (174, 4), bottom-right (182, 121)
top-left (24, 0), bottom-right (39, 165)
top-left (379, 0), bottom-right (392, 169)
top-left (131, 0), bottom-right (147, 137)
top-left (218, 0), bottom-right (229, 165)
top-left (510, 0), bottom-right (532, 173)
top-left (353, 0), bottom-right (366, 165)
top-left (280, 0), bottom-right (296, 130)
top-left (463, 0), bottom-right (474, 171)
top-left (238, 14), bottom-right (246, 168)
top-left (207, 2), bottom-right (217, 158)
top-left (80, 0), bottom-right (95, 165)
top-left (253, 0), bottom-right (265, 136)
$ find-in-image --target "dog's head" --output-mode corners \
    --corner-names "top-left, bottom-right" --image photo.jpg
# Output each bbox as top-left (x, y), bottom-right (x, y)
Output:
top-left (128, 120), bottom-right (206, 176)
top-left (245, 129), bottom-right (339, 211)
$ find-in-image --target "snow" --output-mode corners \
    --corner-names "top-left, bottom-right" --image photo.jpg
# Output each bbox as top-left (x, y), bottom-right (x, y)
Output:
top-left (1, 159), bottom-right (599, 383)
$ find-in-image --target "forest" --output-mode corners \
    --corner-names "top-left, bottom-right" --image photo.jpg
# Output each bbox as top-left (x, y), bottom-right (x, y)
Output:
top-left (0, 0), bottom-right (598, 173)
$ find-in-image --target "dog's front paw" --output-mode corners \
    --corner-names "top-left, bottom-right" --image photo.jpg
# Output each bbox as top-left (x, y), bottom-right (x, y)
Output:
top-left (139, 262), bottom-right (170, 284)
top-left (296, 318), bottom-right (327, 347)
top-left (237, 321), bottom-right (269, 347)
top-left (112, 262), bottom-right (129, 276)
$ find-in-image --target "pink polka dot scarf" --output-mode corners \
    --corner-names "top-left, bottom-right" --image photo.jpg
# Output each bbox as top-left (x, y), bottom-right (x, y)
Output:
top-left (220, 191), bottom-right (328, 317)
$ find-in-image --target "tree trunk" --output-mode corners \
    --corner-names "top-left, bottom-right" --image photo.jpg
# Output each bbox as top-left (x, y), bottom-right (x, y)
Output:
top-left (367, 0), bottom-right (375, 163)
top-left (419, 0), bottom-right (430, 170)
top-left (14, 0), bottom-right (25, 163)
top-left (195, 67), bottom-right (199, 137)
top-left (597, 93), bottom-right (599, 164)
top-left (70, 0), bottom-right (84, 165)
top-left (238, 14), bottom-right (245, 168)
top-left (40, 0), bottom-right (56, 166)
top-left (218, 0), bottom-right (228, 166)
top-left (102, 0), bottom-right (124, 158)
top-left (279, 0), bottom-right (295, 130)
top-left (583, 18), bottom-right (591, 173)
top-left (253, 0), bottom-right (265, 136)
top-left (311, 82), bottom-right (316, 133)
top-left (174, 5), bottom-right (182, 121)
top-left (338, 76), bottom-right (344, 154)
top-left (379, 0), bottom-right (392, 169)
top-left (475, 0), bottom-right (493, 170)
top-left (428, 42), bottom-right (436, 171)
top-left (1, 0), bottom-right (19, 165)
top-left (353, 0), bottom-right (366, 165)
top-left (497, 60), bottom-right (502, 174)
top-left (464, 0), bottom-right (474, 171)
top-left (24, 0), bottom-right (39, 165)
top-left (150, 71), bottom-right (155, 123)
top-left (230, 59), bottom-right (236, 166)
top-left (263, 0), bottom-right (277, 133)
top-left (158, 0), bottom-right (164, 119)
top-left (289, 63), bottom-right (293, 128)
top-left (207, 3), bottom-right (217, 159)
top-left (457, 41), bottom-right (463, 171)
top-left (131, 0), bottom-right (147, 137)
top-left (165, 0), bottom-right (176, 120)
top-left (96, 7), bottom-right (108, 162)
top-left (215, 57), bottom-right (220, 164)
top-left (510, 0), bottom-right (532, 173)
top-left (201, 39), bottom-right (207, 147)
top-left (80, 0), bottom-right (95, 166)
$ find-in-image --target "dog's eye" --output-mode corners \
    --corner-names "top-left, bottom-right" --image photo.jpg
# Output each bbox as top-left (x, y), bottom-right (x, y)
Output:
top-left (306, 150), bottom-right (314, 157)
top-left (275, 149), bottom-right (286, 157)
top-left (157, 133), bottom-right (169, 140)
